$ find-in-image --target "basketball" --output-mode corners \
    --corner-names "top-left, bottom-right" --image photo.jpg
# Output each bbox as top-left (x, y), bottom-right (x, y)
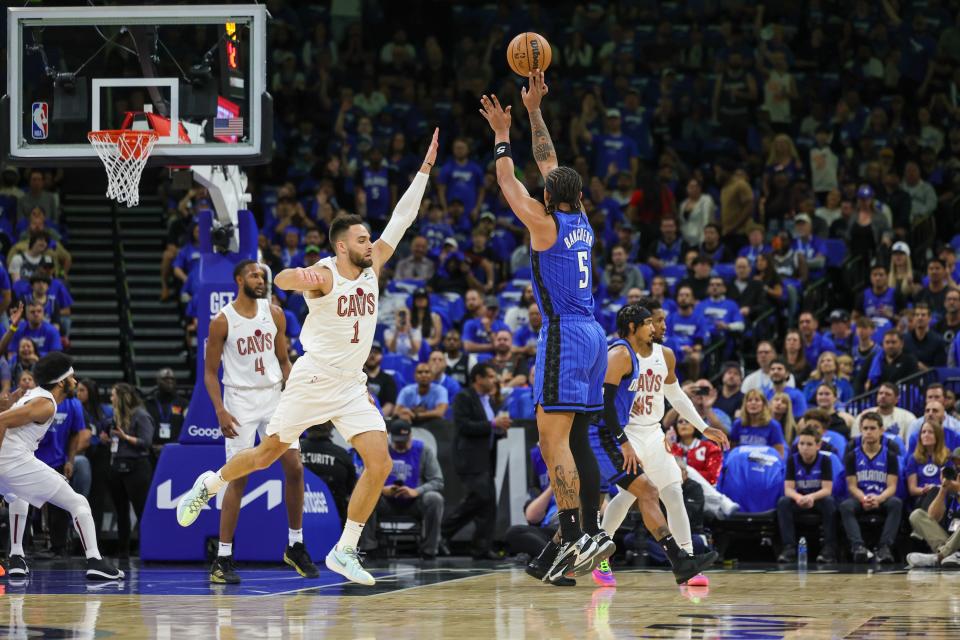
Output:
top-left (506, 32), bottom-right (552, 76)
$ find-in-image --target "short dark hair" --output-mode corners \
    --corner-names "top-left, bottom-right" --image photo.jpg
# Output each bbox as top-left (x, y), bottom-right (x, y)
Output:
top-left (802, 409), bottom-right (830, 426)
top-left (878, 381), bottom-right (899, 395)
top-left (860, 411), bottom-right (883, 430)
top-left (233, 259), bottom-right (259, 281)
top-left (33, 351), bottom-right (73, 390)
top-left (616, 304), bottom-right (651, 338)
top-left (28, 230), bottom-right (49, 249)
top-left (914, 302), bottom-right (931, 314)
top-left (925, 382), bottom-right (945, 395)
top-left (329, 213), bottom-right (366, 246)
top-left (928, 258), bottom-right (946, 269)
top-left (704, 223), bottom-right (721, 234)
top-left (798, 425), bottom-right (822, 442)
top-left (469, 362), bottom-right (495, 383)
top-left (769, 357), bottom-right (788, 368)
top-left (883, 329), bottom-right (902, 341)
top-left (637, 296), bottom-right (662, 312)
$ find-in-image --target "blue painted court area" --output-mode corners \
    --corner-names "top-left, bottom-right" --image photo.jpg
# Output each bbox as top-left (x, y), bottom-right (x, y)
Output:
top-left (3, 559), bottom-right (504, 597)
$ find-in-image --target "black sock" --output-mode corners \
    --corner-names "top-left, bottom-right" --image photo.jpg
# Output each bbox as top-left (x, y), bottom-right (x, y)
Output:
top-left (658, 533), bottom-right (685, 566)
top-left (558, 508), bottom-right (582, 543)
top-left (582, 508), bottom-right (601, 536)
top-left (536, 540), bottom-right (559, 564)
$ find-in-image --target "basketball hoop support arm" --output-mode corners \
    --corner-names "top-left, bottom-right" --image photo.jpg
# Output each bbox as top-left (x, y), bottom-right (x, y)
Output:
top-left (190, 164), bottom-right (250, 253)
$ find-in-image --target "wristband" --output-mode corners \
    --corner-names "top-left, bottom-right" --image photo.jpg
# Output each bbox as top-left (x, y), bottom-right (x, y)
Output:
top-left (494, 142), bottom-right (512, 160)
top-left (615, 430), bottom-right (628, 445)
top-left (7, 325), bottom-right (17, 333)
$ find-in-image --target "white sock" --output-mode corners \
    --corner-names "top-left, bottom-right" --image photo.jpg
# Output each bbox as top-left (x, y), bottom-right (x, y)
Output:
top-left (288, 528), bottom-right (303, 546)
top-left (8, 499), bottom-right (28, 557)
top-left (660, 483), bottom-right (693, 554)
top-left (601, 490), bottom-right (637, 536)
top-left (203, 471), bottom-right (228, 495)
top-left (73, 512), bottom-right (101, 559)
top-left (337, 520), bottom-right (364, 551)
top-left (218, 542), bottom-right (233, 557)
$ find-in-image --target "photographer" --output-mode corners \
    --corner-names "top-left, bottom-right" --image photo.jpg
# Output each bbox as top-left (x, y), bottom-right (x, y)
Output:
top-left (663, 379), bottom-right (731, 433)
top-left (906, 448), bottom-right (960, 568)
top-left (384, 307), bottom-right (422, 359)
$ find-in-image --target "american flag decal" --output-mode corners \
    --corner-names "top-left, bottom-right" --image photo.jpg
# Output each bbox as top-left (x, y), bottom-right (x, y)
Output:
top-left (213, 117), bottom-right (244, 136)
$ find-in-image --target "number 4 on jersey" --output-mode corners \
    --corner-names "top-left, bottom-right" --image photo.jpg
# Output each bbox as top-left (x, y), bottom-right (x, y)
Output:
top-left (254, 357), bottom-right (265, 376)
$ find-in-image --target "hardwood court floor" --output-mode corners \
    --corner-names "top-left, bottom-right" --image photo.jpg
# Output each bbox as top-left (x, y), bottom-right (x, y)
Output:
top-left (2, 560), bottom-right (959, 639)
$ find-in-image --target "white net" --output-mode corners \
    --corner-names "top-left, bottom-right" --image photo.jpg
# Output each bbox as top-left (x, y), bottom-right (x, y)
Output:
top-left (87, 130), bottom-right (159, 207)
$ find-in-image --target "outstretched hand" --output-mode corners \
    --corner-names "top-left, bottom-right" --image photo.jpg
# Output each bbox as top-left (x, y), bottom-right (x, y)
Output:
top-left (479, 95), bottom-right (512, 135)
top-left (521, 70), bottom-right (549, 112)
top-left (422, 127), bottom-right (439, 169)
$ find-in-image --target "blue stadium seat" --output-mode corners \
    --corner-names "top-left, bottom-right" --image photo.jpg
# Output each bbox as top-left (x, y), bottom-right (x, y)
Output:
top-left (822, 430), bottom-right (847, 459)
top-left (388, 279), bottom-right (424, 294)
top-left (382, 354), bottom-right (416, 388)
top-left (504, 279), bottom-right (532, 293)
top-left (951, 234), bottom-right (960, 252)
top-left (661, 264), bottom-right (688, 294)
top-left (514, 266), bottom-right (532, 280)
top-left (638, 263), bottom-right (655, 288)
top-left (713, 262), bottom-right (736, 282)
top-left (824, 239), bottom-right (848, 268)
top-left (717, 446), bottom-right (785, 512)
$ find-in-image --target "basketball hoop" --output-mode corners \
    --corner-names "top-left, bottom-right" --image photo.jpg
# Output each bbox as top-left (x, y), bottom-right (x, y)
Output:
top-left (87, 129), bottom-right (158, 207)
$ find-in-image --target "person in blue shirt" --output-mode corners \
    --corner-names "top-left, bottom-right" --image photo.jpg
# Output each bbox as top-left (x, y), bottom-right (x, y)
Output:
top-left (790, 214), bottom-right (827, 279)
top-left (905, 451), bottom-right (960, 568)
top-left (798, 311), bottom-right (836, 364)
top-left (462, 297), bottom-right (508, 354)
top-left (172, 224), bottom-right (201, 288)
top-left (361, 146), bottom-right (393, 228)
top-left (428, 350), bottom-right (460, 420)
top-left (667, 286), bottom-right (712, 372)
top-left (419, 204), bottom-right (456, 258)
top-left (765, 359), bottom-right (808, 417)
top-left (776, 426), bottom-right (837, 563)
top-left (395, 363), bottom-right (449, 427)
top-left (695, 277), bottom-right (745, 340)
top-left (737, 224), bottom-right (771, 268)
top-left (824, 309), bottom-right (854, 355)
top-left (802, 351), bottom-right (854, 404)
top-left (731, 389), bottom-right (786, 456)
top-left (646, 217), bottom-right (685, 272)
top-left (279, 227), bottom-right (305, 269)
top-left (840, 413), bottom-right (902, 563)
top-left (437, 138), bottom-right (485, 227)
top-left (8, 300), bottom-right (62, 357)
top-left (585, 109), bottom-right (640, 179)
top-left (855, 264), bottom-right (903, 322)
top-left (36, 393), bottom-right (90, 555)
top-left (906, 421), bottom-right (954, 508)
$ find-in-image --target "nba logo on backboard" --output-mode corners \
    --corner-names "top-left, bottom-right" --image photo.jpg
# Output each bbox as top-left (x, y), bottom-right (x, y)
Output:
top-left (31, 102), bottom-right (48, 140)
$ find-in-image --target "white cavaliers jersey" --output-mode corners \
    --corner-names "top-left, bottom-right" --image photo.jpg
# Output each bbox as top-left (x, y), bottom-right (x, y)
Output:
top-left (626, 343), bottom-right (668, 428)
top-left (0, 387), bottom-right (57, 458)
top-left (219, 298), bottom-right (283, 388)
top-left (299, 256), bottom-right (378, 373)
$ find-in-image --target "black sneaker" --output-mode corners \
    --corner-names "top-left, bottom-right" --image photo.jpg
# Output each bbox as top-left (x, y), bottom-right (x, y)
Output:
top-left (671, 550), bottom-right (719, 585)
top-left (544, 534), bottom-right (599, 582)
top-left (852, 544), bottom-right (872, 563)
top-left (588, 531), bottom-right (616, 570)
top-left (525, 555), bottom-right (576, 586)
top-left (86, 558), bottom-right (124, 581)
top-left (210, 555), bottom-right (241, 584)
top-left (875, 545), bottom-right (895, 564)
top-left (284, 542), bottom-right (320, 578)
top-left (777, 545), bottom-right (797, 563)
top-left (816, 547), bottom-right (836, 564)
top-left (6, 554), bottom-right (29, 577)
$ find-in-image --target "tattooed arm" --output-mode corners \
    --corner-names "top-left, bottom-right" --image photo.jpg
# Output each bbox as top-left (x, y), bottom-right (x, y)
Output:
top-left (521, 71), bottom-right (558, 179)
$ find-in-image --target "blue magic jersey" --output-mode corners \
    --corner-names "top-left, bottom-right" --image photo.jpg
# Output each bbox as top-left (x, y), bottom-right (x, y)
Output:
top-left (531, 212), bottom-right (595, 319)
top-left (598, 338), bottom-right (640, 428)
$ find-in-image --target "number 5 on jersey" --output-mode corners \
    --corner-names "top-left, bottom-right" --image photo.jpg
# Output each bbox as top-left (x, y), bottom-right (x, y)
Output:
top-left (578, 250), bottom-right (589, 288)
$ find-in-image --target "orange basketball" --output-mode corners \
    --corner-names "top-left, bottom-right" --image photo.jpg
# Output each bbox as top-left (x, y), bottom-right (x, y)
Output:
top-left (506, 32), bottom-right (552, 76)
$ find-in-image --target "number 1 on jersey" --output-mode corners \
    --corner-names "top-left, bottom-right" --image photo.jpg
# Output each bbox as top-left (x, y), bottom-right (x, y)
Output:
top-left (254, 357), bottom-right (265, 376)
top-left (351, 320), bottom-right (360, 344)
top-left (577, 250), bottom-right (589, 288)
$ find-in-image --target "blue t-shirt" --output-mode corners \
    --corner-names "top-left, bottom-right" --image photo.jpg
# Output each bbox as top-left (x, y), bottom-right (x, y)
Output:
top-left (513, 324), bottom-right (538, 351)
top-left (731, 418), bottom-right (785, 449)
top-left (36, 397), bottom-right (85, 469)
top-left (438, 159), bottom-right (484, 218)
top-left (362, 165), bottom-right (392, 220)
top-left (801, 377), bottom-right (853, 405)
top-left (396, 383), bottom-right (449, 410)
top-left (173, 242), bottom-right (202, 276)
top-left (905, 455), bottom-right (949, 491)
top-left (695, 298), bottom-right (744, 333)
top-left (12, 277), bottom-right (72, 308)
top-left (803, 332), bottom-right (836, 365)
top-left (666, 309), bottom-right (711, 349)
top-left (592, 133), bottom-right (638, 176)
top-left (462, 318), bottom-right (508, 348)
top-left (764, 385), bottom-right (808, 416)
top-left (11, 321), bottom-right (62, 356)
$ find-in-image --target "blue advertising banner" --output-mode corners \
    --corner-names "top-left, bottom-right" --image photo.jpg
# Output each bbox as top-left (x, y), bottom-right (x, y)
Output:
top-left (140, 444), bottom-right (340, 561)
top-left (181, 209), bottom-right (259, 445)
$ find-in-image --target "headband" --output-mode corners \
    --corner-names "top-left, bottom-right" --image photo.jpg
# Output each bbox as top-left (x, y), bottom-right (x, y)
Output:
top-left (51, 367), bottom-right (74, 384)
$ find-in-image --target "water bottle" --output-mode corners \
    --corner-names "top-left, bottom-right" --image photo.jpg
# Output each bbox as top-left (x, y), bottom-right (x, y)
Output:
top-left (798, 536), bottom-right (808, 569)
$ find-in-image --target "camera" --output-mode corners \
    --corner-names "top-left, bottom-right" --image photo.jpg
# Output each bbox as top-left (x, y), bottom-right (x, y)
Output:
top-left (694, 386), bottom-right (710, 396)
top-left (944, 466), bottom-right (957, 482)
